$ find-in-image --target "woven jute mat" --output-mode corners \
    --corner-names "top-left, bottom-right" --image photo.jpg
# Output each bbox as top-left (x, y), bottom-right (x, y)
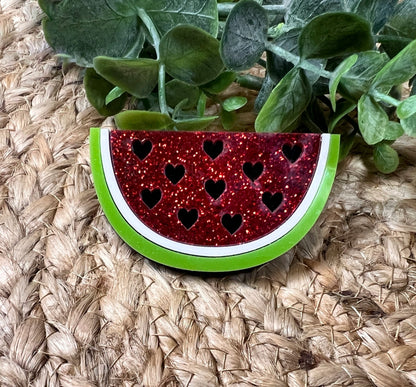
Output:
top-left (2, 2), bottom-right (416, 386)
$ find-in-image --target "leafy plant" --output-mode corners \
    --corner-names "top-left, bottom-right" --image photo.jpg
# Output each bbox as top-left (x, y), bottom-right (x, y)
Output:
top-left (39, 0), bottom-right (416, 173)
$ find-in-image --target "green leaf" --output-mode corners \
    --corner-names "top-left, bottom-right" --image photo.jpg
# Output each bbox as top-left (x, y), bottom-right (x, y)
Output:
top-left (338, 51), bottom-right (389, 101)
top-left (197, 93), bottom-right (207, 117)
top-left (255, 67), bottom-right (312, 133)
top-left (254, 73), bottom-right (276, 113)
top-left (202, 71), bottom-right (237, 94)
top-left (372, 40), bottom-right (416, 94)
top-left (235, 74), bottom-right (264, 91)
top-left (42, 0), bottom-right (142, 66)
top-left (344, 0), bottom-right (398, 33)
top-left (397, 95), bottom-right (416, 119)
top-left (105, 86), bottom-right (125, 105)
top-left (107, 0), bottom-right (218, 37)
top-left (328, 99), bottom-right (356, 133)
top-left (329, 54), bottom-right (358, 110)
top-left (383, 121), bottom-right (404, 140)
top-left (401, 113), bottom-right (416, 137)
top-left (298, 12), bottom-right (374, 59)
top-left (285, 0), bottom-right (343, 27)
top-left (174, 116), bottom-right (218, 131)
top-left (222, 96), bottom-right (248, 112)
top-left (160, 25), bottom-right (223, 85)
top-left (411, 77), bottom-right (416, 96)
top-left (38, 0), bottom-right (60, 17)
top-left (115, 110), bottom-right (173, 130)
top-left (373, 142), bottom-right (399, 174)
top-left (339, 131), bottom-right (356, 161)
top-left (220, 0), bottom-right (268, 71)
top-left (357, 94), bottom-right (390, 144)
top-left (93, 57), bottom-right (158, 99)
top-left (266, 28), bottom-right (300, 83)
top-left (83, 68), bottom-right (126, 116)
top-left (221, 109), bottom-right (237, 130)
top-left (381, 0), bottom-right (416, 57)
top-left (165, 80), bottom-right (200, 110)
top-left (305, 97), bottom-right (328, 132)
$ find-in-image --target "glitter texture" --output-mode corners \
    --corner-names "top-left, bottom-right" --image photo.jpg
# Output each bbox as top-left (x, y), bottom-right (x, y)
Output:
top-left (110, 131), bottom-right (321, 246)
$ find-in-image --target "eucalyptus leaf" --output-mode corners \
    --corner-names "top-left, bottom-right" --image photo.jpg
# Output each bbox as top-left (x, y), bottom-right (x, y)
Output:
top-left (42, 0), bottom-right (142, 66)
top-left (344, 0), bottom-right (398, 32)
top-left (338, 51), bottom-right (389, 101)
top-left (174, 116), bottom-right (218, 131)
top-left (202, 71), bottom-right (237, 94)
top-left (220, 0), bottom-right (268, 71)
top-left (381, 0), bottom-right (416, 57)
top-left (84, 68), bottom-right (126, 116)
top-left (107, 0), bottom-right (218, 37)
top-left (397, 95), bottom-right (416, 119)
top-left (93, 56), bottom-right (159, 98)
top-left (329, 54), bottom-right (358, 110)
top-left (255, 67), bottom-right (312, 132)
top-left (222, 96), bottom-right (248, 112)
top-left (373, 142), bottom-right (399, 174)
top-left (160, 25), bottom-right (224, 85)
top-left (285, 0), bottom-right (343, 27)
top-left (165, 80), bottom-right (200, 110)
top-left (357, 94), bottom-right (389, 144)
top-left (298, 12), bottom-right (374, 59)
top-left (115, 110), bottom-right (174, 130)
top-left (372, 40), bottom-right (416, 93)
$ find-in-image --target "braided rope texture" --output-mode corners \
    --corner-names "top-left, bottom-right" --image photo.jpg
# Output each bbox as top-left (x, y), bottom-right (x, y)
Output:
top-left (1, 1), bottom-right (416, 386)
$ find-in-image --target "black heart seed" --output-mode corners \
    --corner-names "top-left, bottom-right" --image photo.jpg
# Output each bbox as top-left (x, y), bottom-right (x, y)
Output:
top-left (203, 140), bottom-right (223, 160)
top-left (141, 188), bottom-right (161, 209)
top-left (282, 143), bottom-right (303, 163)
top-left (205, 179), bottom-right (226, 200)
top-left (178, 208), bottom-right (198, 230)
top-left (165, 164), bottom-right (185, 185)
top-left (262, 191), bottom-right (283, 213)
top-left (132, 139), bottom-right (152, 160)
top-left (221, 214), bottom-right (242, 235)
top-left (243, 162), bottom-right (264, 182)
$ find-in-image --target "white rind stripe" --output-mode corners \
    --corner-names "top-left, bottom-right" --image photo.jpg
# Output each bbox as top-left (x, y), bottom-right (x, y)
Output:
top-left (101, 129), bottom-right (330, 257)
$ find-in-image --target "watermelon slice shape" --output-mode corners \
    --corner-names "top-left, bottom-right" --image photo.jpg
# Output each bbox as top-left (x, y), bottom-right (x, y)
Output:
top-left (90, 128), bottom-right (339, 272)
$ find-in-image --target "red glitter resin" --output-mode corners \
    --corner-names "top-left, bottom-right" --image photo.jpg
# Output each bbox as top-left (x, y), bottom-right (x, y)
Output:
top-left (110, 131), bottom-right (320, 246)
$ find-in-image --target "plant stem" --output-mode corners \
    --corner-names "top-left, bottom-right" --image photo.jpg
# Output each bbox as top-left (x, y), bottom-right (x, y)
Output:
top-left (217, 3), bottom-right (286, 18)
top-left (371, 89), bottom-right (400, 107)
top-left (265, 42), bottom-right (332, 79)
top-left (137, 8), bottom-right (169, 115)
top-left (158, 64), bottom-right (169, 115)
top-left (376, 35), bottom-right (413, 46)
top-left (137, 9), bottom-right (160, 57)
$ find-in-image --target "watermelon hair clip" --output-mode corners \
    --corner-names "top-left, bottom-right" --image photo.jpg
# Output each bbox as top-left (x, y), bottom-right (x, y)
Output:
top-left (90, 128), bottom-right (339, 272)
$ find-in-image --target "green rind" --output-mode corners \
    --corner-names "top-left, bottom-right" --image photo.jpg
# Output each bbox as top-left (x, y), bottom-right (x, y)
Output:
top-left (90, 128), bottom-right (340, 272)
